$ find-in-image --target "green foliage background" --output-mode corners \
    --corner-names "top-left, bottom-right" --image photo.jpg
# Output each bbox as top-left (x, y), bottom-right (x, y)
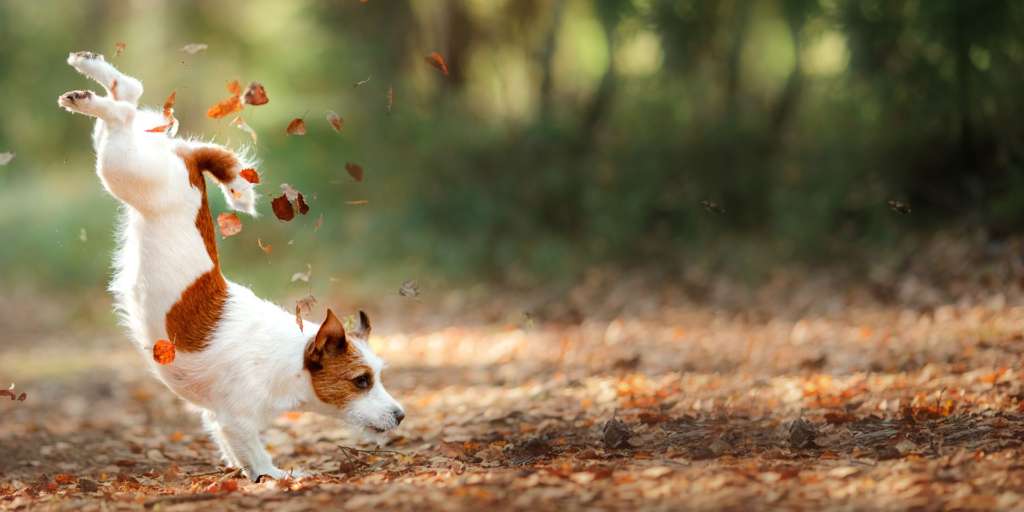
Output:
top-left (2, 0), bottom-right (1023, 300)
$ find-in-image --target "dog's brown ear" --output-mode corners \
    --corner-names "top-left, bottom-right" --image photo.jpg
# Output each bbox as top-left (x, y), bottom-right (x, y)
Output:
top-left (351, 310), bottom-right (371, 339)
top-left (305, 308), bottom-right (346, 370)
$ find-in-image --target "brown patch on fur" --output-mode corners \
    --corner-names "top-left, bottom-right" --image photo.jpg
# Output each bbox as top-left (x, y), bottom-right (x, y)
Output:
top-left (305, 309), bottom-right (371, 407)
top-left (163, 147), bottom-right (239, 352)
top-left (165, 271), bottom-right (228, 352)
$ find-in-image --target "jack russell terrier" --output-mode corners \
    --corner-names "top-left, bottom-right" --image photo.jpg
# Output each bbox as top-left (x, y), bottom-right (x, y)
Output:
top-left (57, 51), bottom-right (404, 481)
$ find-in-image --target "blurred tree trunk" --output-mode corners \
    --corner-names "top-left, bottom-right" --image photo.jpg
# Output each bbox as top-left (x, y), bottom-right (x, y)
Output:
top-left (724, 0), bottom-right (753, 126)
top-left (444, 0), bottom-right (475, 90)
top-left (539, 0), bottom-right (567, 121)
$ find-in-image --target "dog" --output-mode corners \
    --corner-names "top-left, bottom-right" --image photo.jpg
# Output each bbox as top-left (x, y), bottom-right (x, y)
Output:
top-left (58, 51), bottom-right (404, 481)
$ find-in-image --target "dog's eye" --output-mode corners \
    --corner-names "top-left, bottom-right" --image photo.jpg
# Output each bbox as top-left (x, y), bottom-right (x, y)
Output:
top-left (352, 374), bottom-right (371, 390)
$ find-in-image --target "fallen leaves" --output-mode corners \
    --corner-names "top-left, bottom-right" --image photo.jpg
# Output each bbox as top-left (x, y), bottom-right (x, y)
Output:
top-left (326, 111), bottom-right (344, 133)
top-left (207, 80), bottom-right (244, 119)
top-left (425, 51), bottom-right (450, 76)
top-left (602, 418), bottom-right (633, 449)
top-left (244, 82), bottom-right (269, 106)
top-left (345, 162), bottom-right (364, 182)
top-left (1, 383), bottom-right (26, 402)
top-left (788, 418), bottom-right (818, 449)
top-left (152, 339), bottom-right (175, 365)
top-left (144, 91), bottom-right (178, 135)
top-left (286, 118), bottom-right (307, 136)
top-left (217, 212), bottom-right (242, 238)
top-left (180, 43), bottom-right (208, 55)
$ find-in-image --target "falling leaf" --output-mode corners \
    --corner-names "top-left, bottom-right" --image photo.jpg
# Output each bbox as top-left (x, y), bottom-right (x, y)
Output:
top-left (425, 51), bottom-right (449, 76)
top-left (153, 339), bottom-right (175, 365)
top-left (207, 80), bottom-right (243, 119)
top-left (386, 85), bottom-right (394, 113)
top-left (326, 111), bottom-right (344, 133)
top-left (257, 238), bottom-right (273, 254)
top-left (281, 183), bottom-right (300, 202)
top-left (286, 118), bottom-right (307, 135)
top-left (114, 41), bottom-right (127, 57)
top-left (296, 295), bottom-right (317, 315)
top-left (314, 213), bottom-right (324, 231)
top-left (239, 168), bottom-right (260, 184)
top-left (296, 193), bottom-right (310, 215)
top-left (346, 200), bottom-right (369, 206)
top-left (295, 304), bottom-right (304, 333)
top-left (0, 383), bottom-right (22, 402)
top-left (180, 43), bottom-right (208, 55)
top-left (244, 82), bottom-right (269, 106)
top-left (145, 91), bottom-right (178, 135)
top-left (0, 152), bottom-right (14, 165)
top-left (345, 162), bottom-right (364, 182)
top-left (602, 418), bottom-right (633, 449)
top-left (291, 264), bottom-right (312, 283)
top-left (888, 200), bottom-right (911, 214)
top-left (231, 116), bottom-right (258, 145)
top-left (701, 200), bottom-right (725, 214)
top-left (354, 75), bottom-right (372, 88)
top-left (272, 194), bottom-right (295, 221)
top-left (399, 279), bottom-right (420, 298)
top-left (217, 212), bottom-right (242, 238)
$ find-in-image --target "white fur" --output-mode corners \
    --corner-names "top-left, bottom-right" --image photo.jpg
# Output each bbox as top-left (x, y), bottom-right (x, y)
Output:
top-left (59, 51), bottom-right (403, 481)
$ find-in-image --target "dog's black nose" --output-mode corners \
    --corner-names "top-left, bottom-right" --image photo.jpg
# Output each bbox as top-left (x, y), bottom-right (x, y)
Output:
top-left (393, 408), bottom-right (405, 426)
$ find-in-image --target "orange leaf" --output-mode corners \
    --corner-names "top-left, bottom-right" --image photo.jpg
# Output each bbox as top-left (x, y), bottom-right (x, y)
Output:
top-left (345, 162), bottom-right (364, 182)
top-left (295, 304), bottom-right (304, 333)
top-left (286, 118), bottom-right (306, 135)
top-left (425, 51), bottom-right (449, 76)
top-left (114, 41), bottom-right (127, 57)
top-left (153, 339), bottom-right (176, 365)
top-left (239, 168), bottom-right (260, 184)
top-left (145, 90), bottom-right (179, 134)
top-left (207, 80), bottom-right (243, 119)
top-left (326, 111), bottom-right (344, 133)
top-left (296, 193), bottom-right (310, 215)
top-left (217, 212), bottom-right (242, 238)
top-left (244, 81), bottom-right (269, 106)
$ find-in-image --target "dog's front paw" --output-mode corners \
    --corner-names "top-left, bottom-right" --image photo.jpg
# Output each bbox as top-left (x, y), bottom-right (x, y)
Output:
top-left (67, 51), bottom-right (111, 81)
top-left (67, 50), bottom-right (105, 67)
top-left (58, 90), bottom-right (95, 113)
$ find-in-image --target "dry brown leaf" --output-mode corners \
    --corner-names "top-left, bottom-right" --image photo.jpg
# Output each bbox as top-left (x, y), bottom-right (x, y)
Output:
top-left (272, 194), bottom-right (295, 221)
top-left (326, 111), bottom-right (344, 133)
top-left (399, 280), bottom-right (420, 297)
top-left (296, 193), bottom-right (310, 215)
top-left (286, 118), bottom-right (307, 135)
top-left (244, 82), bottom-right (269, 106)
top-left (145, 91), bottom-right (178, 135)
top-left (296, 295), bottom-right (317, 315)
top-left (291, 264), bottom-right (312, 283)
top-left (295, 304), bottom-right (304, 333)
top-left (114, 41), bottom-right (127, 57)
top-left (425, 51), bottom-right (450, 76)
top-left (345, 162), bottom-right (364, 182)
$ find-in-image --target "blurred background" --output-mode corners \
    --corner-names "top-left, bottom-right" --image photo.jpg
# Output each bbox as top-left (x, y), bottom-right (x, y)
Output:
top-left (2, 0), bottom-right (1024, 320)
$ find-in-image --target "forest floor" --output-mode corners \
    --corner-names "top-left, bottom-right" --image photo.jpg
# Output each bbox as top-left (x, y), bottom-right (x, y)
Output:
top-left (4, 261), bottom-right (1024, 511)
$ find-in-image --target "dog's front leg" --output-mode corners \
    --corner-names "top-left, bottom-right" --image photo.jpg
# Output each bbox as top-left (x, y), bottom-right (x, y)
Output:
top-left (217, 417), bottom-right (287, 482)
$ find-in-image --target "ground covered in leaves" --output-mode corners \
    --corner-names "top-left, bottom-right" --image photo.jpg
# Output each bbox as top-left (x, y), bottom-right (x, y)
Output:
top-left (4, 265), bottom-right (1024, 511)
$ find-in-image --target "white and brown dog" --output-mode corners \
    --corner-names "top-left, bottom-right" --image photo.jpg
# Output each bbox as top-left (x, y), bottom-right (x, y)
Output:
top-left (58, 51), bottom-right (403, 481)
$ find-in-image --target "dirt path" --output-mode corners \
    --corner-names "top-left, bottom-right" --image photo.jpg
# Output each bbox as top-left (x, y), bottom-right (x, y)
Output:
top-left (3, 286), bottom-right (1024, 510)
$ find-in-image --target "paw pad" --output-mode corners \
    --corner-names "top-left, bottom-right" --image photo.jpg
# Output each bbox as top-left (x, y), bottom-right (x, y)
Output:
top-left (70, 51), bottom-right (104, 61)
top-left (63, 91), bottom-right (92, 103)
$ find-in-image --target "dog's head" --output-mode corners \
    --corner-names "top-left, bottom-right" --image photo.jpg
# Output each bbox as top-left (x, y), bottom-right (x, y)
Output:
top-left (303, 309), bottom-right (404, 433)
